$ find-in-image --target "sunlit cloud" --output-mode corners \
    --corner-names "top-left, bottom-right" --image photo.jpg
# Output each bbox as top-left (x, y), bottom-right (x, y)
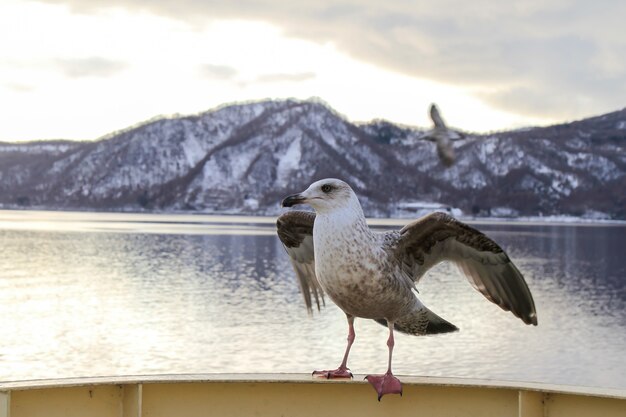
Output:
top-left (1, 0), bottom-right (622, 141)
top-left (255, 72), bottom-right (316, 83)
top-left (200, 64), bottom-right (239, 80)
top-left (54, 57), bottom-right (128, 78)
top-left (33, 0), bottom-right (626, 120)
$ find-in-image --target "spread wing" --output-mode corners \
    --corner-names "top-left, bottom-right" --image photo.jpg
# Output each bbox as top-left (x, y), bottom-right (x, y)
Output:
top-left (430, 103), bottom-right (447, 129)
top-left (394, 212), bottom-right (538, 325)
top-left (276, 211), bottom-right (325, 312)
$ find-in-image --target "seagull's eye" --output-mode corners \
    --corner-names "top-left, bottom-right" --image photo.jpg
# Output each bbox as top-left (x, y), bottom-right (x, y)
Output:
top-left (321, 184), bottom-right (333, 193)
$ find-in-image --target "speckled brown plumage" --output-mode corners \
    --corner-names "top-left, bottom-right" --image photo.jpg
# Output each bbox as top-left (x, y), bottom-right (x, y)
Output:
top-left (276, 211), bottom-right (315, 249)
top-left (398, 212), bottom-right (505, 266)
top-left (277, 178), bottom-right (537, 401)
top-left (277, 207), bottom-right (537, 328)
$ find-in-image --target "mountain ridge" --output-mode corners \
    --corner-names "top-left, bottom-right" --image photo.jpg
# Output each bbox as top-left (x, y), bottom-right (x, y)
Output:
top-left (1, 99), bottom-right (624, 219)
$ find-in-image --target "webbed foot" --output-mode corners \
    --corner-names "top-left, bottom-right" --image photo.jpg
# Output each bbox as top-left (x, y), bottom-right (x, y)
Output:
top-left (365, 371), bottom-right (403, 401)
top-left (312, 366), bottom-right (353, 379)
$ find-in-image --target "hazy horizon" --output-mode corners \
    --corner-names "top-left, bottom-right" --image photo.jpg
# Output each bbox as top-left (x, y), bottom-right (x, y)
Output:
top-left (2, 97), bottom-right (624, 144)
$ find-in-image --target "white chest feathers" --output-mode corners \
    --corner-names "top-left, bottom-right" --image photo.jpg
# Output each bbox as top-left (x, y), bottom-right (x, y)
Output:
top-left (313, 209), bottom-right (379, 288)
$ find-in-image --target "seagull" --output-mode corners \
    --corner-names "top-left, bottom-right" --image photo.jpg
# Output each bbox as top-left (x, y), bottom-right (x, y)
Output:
top-left (277, 179), bottom-right (537, 400)
top-left (422, 104), bottom-right (464, 167)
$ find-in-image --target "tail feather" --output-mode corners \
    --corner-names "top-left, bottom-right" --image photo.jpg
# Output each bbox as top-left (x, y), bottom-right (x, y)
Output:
top-left (374, 307), bottom-right (458, 336)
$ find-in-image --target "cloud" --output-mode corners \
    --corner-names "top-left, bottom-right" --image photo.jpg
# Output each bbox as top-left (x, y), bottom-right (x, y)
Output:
top-left (37, 1), bottom-right (626, 119)
top-left (200, 64), bottom-right (239, 80)
top-left (54, 57), bottom-right (128, 78)
top-left (255, 72), bottom-right (316, 83)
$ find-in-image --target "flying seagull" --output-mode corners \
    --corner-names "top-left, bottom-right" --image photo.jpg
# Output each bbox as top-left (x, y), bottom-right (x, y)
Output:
top-left (277, 179), bottom-right (537, 400)
top-left (422, 103), bottom-right (464, 167)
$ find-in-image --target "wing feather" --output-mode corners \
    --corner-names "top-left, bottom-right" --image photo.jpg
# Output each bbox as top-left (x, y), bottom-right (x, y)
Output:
top-left (395, 212), bottom-right (538, 325)
top-left (276, 211), bottom-right (325, 312)
top-left (430, 104), bottom-right (447, 129)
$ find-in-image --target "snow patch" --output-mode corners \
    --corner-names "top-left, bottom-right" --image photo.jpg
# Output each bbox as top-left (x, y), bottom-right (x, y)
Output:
top-left (181, 134), bottom-right (205, 167)
top-left (490, 207), bottom-right (520, 217)
top-left (564, 152), bottom-right (620, 181)
top-left (276, 136), bottom-right (302, 186)
top-left (244, 197), bottom-right (259, 210)
top-left (394, 201), bottom-right (463, 218)
top-left (477, 138), bottom-right (497, 162)
top-left (582, 210), bottom-right (611, 220)
top-left (227, 147), bottom-right (260, 180)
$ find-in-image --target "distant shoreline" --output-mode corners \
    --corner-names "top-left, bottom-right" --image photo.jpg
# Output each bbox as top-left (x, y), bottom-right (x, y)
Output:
top-left (1, 206), bottom-right (624, 227)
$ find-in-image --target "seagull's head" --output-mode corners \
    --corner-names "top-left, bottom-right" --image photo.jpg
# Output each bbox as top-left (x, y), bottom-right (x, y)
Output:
top-left (281, 178), bottom-right (357, 213)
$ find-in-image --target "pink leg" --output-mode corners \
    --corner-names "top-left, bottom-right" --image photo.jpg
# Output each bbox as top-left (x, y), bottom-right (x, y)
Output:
top-left (365, 321), bottom-right (403, 400)
top-left (313, 315), bottom-right (355, 379)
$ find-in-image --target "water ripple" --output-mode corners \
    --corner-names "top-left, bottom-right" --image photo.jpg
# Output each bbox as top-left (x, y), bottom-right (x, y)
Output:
top-left (0, 210), bottom-right (624, 389)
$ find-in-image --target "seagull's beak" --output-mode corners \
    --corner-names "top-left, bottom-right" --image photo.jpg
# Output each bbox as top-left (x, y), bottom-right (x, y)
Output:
top-left (281, 193), bottom-right (306, 208)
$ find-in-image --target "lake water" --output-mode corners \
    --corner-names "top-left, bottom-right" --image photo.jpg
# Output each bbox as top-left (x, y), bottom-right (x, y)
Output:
top-left (0, 210), bottom-right (624, 389)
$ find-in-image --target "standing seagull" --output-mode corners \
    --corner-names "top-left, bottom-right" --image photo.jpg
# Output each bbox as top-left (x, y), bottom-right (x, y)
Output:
top-left (422, 103), bottom-right (463, 167)
top-left (277, 179), bottom-right (537, 400)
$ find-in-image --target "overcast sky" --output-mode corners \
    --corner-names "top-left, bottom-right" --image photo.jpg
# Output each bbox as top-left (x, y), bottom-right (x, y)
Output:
top-left (1, 0), bottom-right (624, 141)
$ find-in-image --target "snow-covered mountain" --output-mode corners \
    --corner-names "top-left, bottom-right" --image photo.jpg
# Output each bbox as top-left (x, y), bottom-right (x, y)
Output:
top-left (1, 99), bottom-right (624, 219)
